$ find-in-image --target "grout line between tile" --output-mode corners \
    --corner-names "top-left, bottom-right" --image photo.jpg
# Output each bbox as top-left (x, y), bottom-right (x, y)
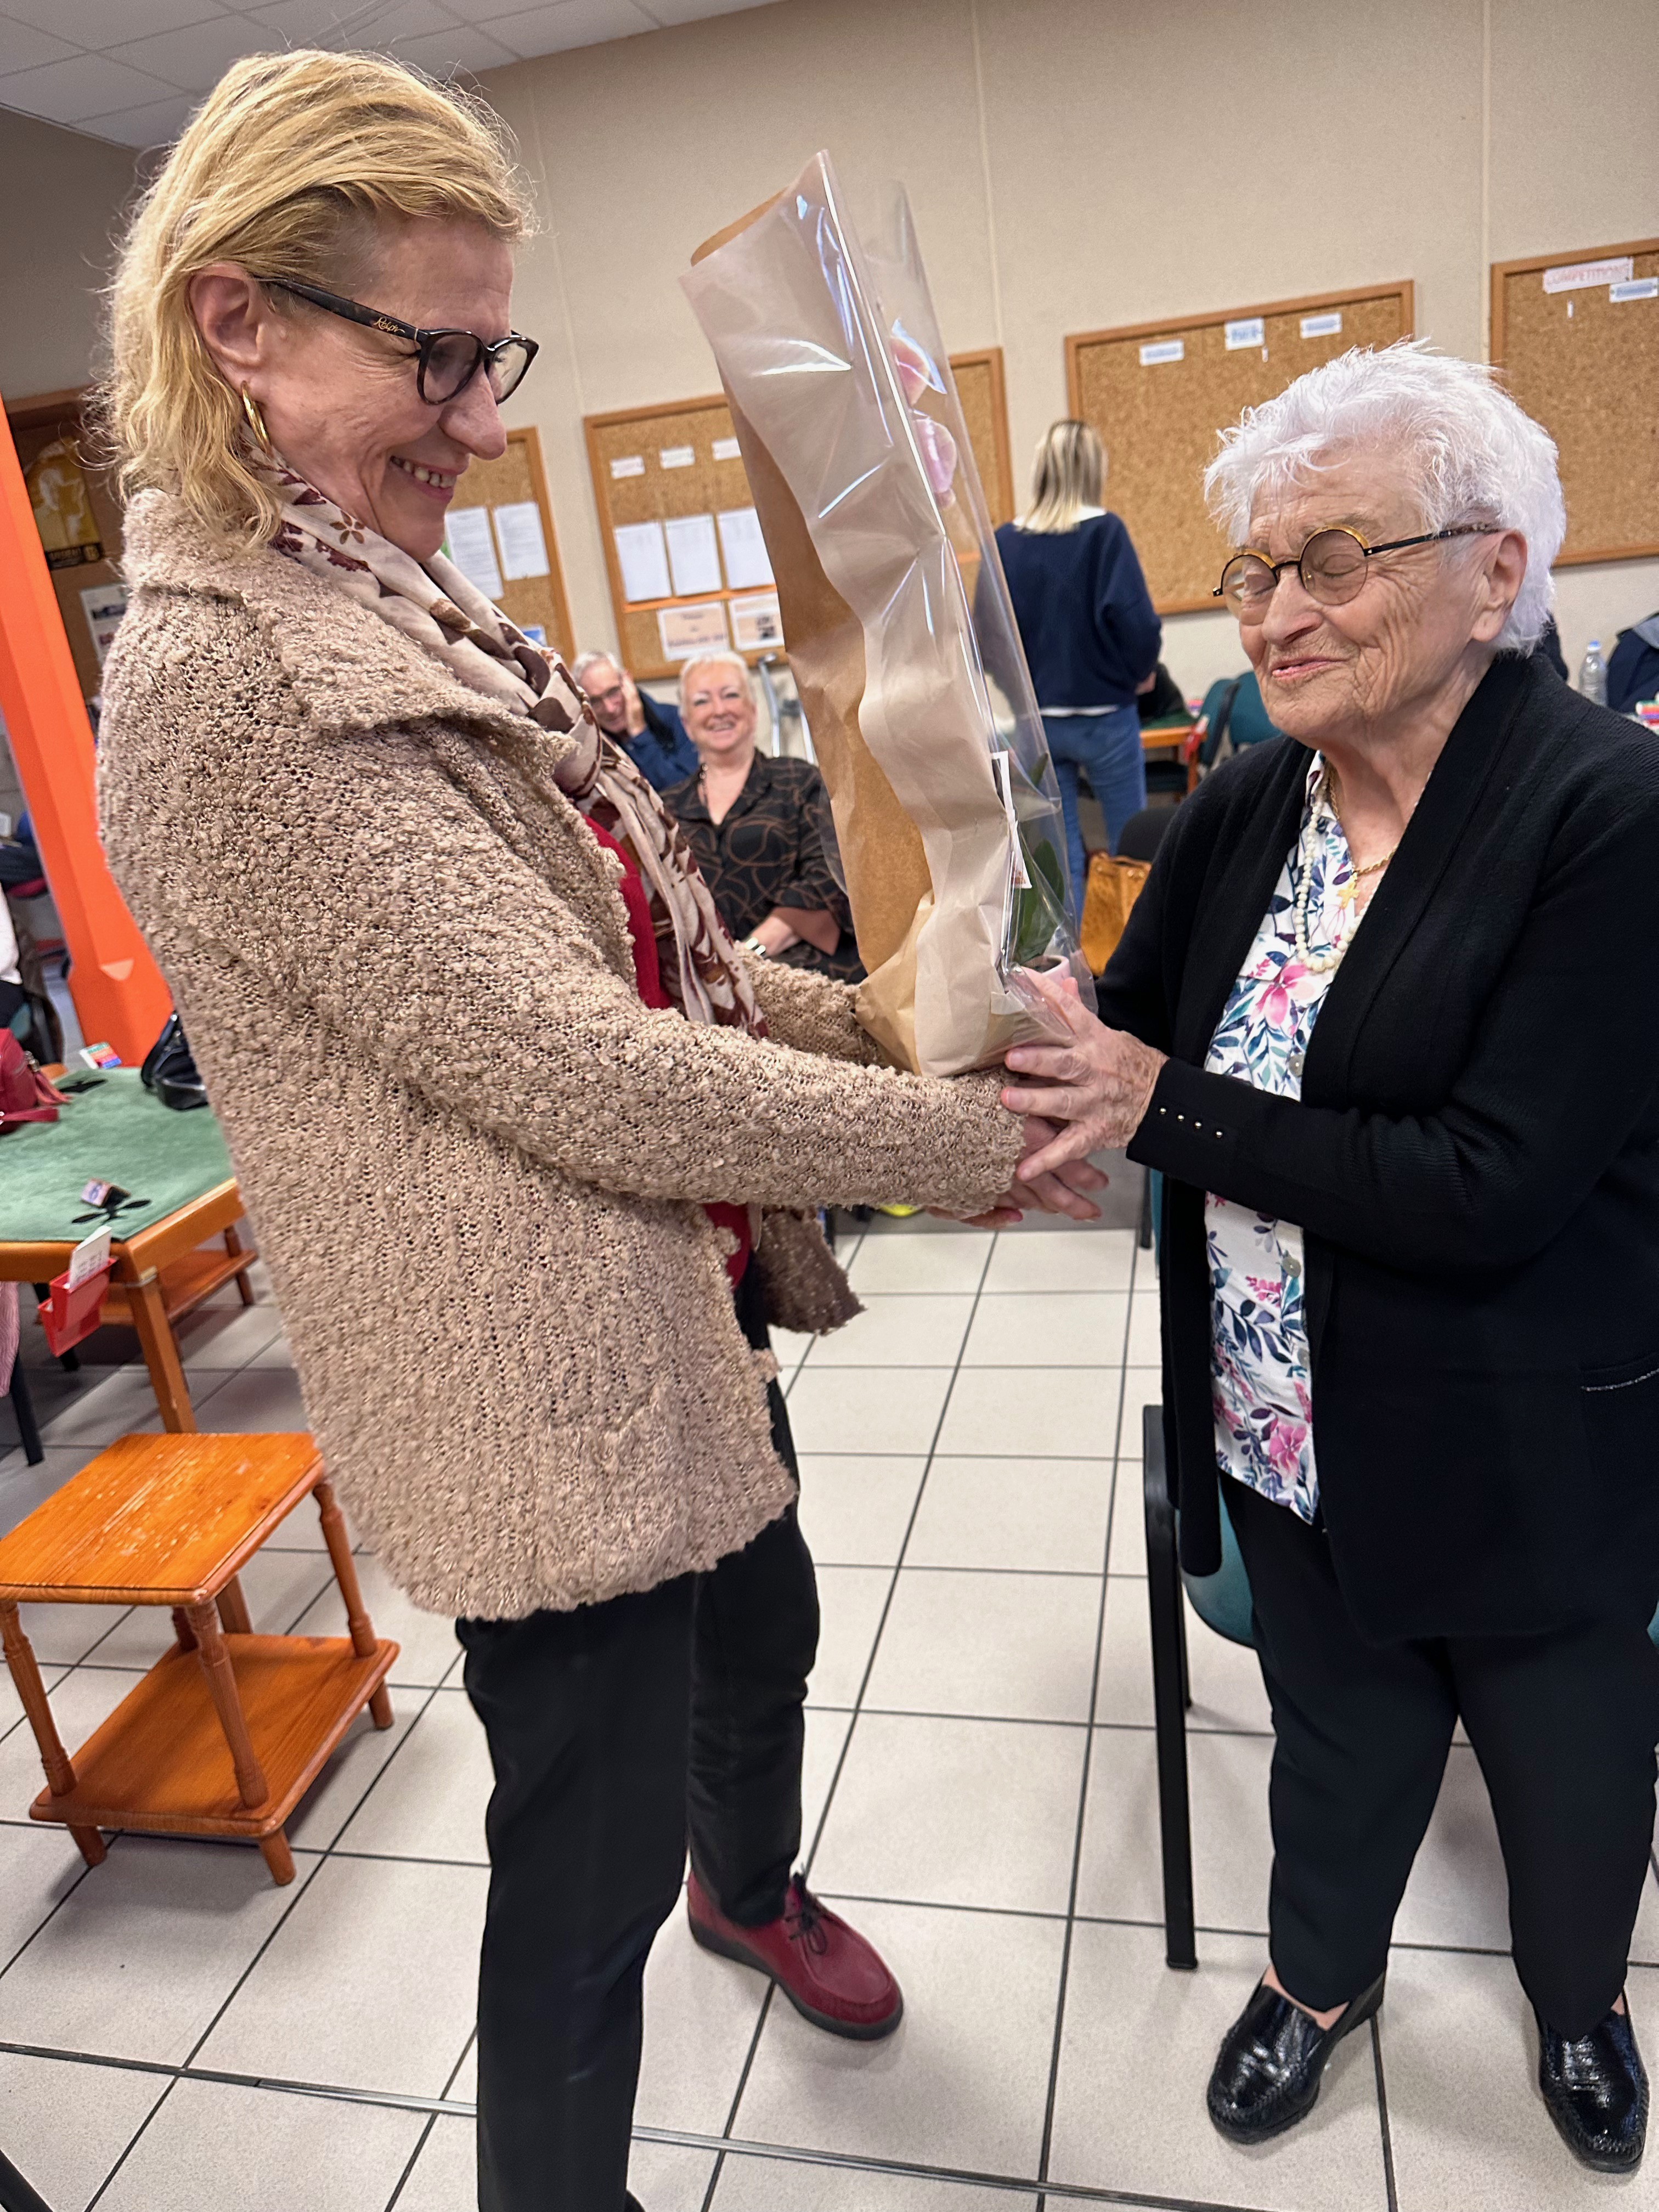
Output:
top-left (1371, 2016), bottom-right (1401, 2212)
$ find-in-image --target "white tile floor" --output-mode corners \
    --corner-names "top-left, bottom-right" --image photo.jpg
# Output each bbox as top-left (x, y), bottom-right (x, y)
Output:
top-left (1, 1199), bottom-right (1656, 2209)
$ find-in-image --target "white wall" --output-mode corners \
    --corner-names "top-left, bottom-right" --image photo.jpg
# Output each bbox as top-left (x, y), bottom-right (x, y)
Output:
top-left (1, 0), bottom-right (1653, 699)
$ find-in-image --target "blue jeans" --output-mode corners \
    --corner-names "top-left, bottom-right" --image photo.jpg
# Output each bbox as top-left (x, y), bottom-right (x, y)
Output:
top-left (1043, 706), bottom-right (1147, 920)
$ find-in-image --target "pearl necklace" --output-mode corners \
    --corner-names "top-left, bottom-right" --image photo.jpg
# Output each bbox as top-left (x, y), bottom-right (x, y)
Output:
top-left (1293, 766), bottom-right (1398, 974)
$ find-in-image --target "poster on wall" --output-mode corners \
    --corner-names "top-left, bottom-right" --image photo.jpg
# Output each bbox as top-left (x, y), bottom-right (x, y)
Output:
top-left (25, 439), bottom-right (103, 569)
top-left (80, 582), bottom-right (130, 668)
top-left (730, 591), bottom-right (784, 651)
top-left (657, 601), bottom-right (730, 660)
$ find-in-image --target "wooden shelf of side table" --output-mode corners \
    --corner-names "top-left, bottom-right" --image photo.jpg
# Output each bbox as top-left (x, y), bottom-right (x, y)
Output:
top-left (0, 1432), bottom-right (397, 1884)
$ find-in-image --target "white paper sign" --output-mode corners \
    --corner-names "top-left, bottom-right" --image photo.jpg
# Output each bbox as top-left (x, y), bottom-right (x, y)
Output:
top-left (716, 506), bottom-right (774, 589)
top-left (657, 601), bottom-right (730, 660)
top-left (79, 580), bottom-right (129, 665)
top-left (1224, 318), bottom-right (1265, 351)
top-left (1611, 277), bottom-right (1659, 303)
top-left (1543, 256), bottom-right (1633, 294)
top-left (1300, 311), bottom-right (1343, 338)
top-left (614, 520), bottom-right (672, 603)
top-left (66, 1229), bottom-right (111, 1290)
top-left (493, 500), bottom-right (550, 580)
top-left (1139, 339), bottom-right (1184, 366)
top-left (445, 506), bottom-right (504, 600)
top-left (610, 454), bottom-right (645, 479)
top-left (664, 512), bottom-right (723, 597)
top-left (659, 445), bottom-right (696, 470)
top-left (712, 437), bottom-right (742, 462)
top-left (730, 591), bottom-right (784, 651)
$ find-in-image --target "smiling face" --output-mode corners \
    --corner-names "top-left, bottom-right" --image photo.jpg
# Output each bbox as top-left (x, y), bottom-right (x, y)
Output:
top-left (192, 214), bottom-right (515, 560)
top-left (681, 661), bottom-right (757, 766)
top-left (1239, 452), bottom-right (1520, 748)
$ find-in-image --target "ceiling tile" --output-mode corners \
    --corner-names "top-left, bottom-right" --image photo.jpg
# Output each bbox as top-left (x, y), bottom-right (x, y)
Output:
top-left (636, 0), bottom-right (776, 21)
top-left (0, 20), bottom-right (76, 73)
top-left (80, 89), bottom-right (199, 146)
top-left (108, 16), bottom-right (275, 94)
top-left (0, 50), bottom-right (176, 125)
top-left (393, 26), bottom-right (523, 71)
top-left (478, 1), bottom-right (656, 61)
top-left (0, 0), bottom-right (230, 44)
top-left (243, 0), bottom-right (455, 42)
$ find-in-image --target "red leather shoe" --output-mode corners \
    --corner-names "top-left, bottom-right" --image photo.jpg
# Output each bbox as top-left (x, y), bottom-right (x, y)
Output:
top-left (686, 1871), bottom-right (903, 2040)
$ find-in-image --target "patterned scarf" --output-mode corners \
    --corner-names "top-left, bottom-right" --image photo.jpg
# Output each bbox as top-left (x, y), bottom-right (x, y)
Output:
top-left (262, 459), bottom-right (765, 1036)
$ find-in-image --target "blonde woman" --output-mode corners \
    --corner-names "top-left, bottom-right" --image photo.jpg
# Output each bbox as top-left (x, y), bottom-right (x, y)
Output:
top-left (94, 51), bottom-right (1103, 2212)
top-left (995, 419), bottom-right (1162, 904)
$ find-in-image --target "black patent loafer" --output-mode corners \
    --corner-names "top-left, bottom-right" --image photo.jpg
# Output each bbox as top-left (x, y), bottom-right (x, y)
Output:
top-left (1537, 2002), bottom-right (1648, 2172)
top-left (1207, 1971), bottom-right (1385, 2142)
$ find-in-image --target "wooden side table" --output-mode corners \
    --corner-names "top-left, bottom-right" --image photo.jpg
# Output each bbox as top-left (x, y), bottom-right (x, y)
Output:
top-left (0, 1432), bottom-right (397, 1884)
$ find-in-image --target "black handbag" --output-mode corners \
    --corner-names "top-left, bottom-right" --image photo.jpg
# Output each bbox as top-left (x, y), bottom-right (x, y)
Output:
top-left (140, 1013), bottom-right (209, 1111)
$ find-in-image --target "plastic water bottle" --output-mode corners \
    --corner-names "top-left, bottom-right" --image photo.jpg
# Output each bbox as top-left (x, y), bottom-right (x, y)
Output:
top-left (1579, 640), bottom-right (1609, 707)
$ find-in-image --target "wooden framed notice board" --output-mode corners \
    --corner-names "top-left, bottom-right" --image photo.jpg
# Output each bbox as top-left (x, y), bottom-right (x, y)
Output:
top-left (1491, 238), bottom-right (1659, 567)
top-left (1066, 283), bottom-right (1414, 614)
top-left (442, 425), bottom-right (575, 661)
top-left (585, 350), bottom-right (1017, 679)
top-left (4, 386), bottom-right (128, 701)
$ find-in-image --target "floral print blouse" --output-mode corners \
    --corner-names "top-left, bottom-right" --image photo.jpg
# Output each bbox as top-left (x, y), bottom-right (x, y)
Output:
top-left (1203, 754), bottom-right (1361, 1521)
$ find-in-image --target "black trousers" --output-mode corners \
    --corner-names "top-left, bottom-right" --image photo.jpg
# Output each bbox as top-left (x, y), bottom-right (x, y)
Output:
top-left (458, 1266), bottom-right (819, 2212)
top-left (1224, 1474), bottom-right (1659, 2038)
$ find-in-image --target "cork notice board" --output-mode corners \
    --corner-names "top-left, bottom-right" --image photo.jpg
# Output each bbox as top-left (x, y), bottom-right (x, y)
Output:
top-left (1491, 238), bottom-right (1659, 566)
top-left (444, 424), bottom-right (575, 661)
top-left (5, 385), bottom-right (127, 701)
top-left (585, 352), bottom-right (1017, 679)
top-left (1066, 284), bottom-right (1414, 614)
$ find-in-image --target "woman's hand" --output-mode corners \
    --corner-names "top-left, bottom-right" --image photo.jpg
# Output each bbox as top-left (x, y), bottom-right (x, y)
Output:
top-left (747, 913), bottom-right (802, 957)
top-left (1001, 968), bottom-right (1167, 1177)
top-left (948, 1115), bottom-right (1111, 1228)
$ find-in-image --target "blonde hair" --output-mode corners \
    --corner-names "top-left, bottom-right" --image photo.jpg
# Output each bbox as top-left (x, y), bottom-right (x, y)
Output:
top-left (100, 49), bottom-right (533, 546)
top-left (1019, 419), bottom-right (1105, 534)
top-left (678, 652), bottom-right (754, 705)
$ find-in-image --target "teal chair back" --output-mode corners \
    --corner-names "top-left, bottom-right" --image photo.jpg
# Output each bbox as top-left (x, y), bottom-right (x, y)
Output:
top-left (1181, 1482), bottom-right (1255, 1648)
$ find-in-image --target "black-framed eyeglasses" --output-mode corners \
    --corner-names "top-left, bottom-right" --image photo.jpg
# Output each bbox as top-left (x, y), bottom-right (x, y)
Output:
top-left (1215, 524), bottom-right (1500, 622)
top-left (261, 278), bottom-right (539, 405)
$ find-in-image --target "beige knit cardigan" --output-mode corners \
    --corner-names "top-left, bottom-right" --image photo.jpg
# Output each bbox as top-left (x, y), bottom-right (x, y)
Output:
top-left (97, 493), bottom-right (1025, 1620)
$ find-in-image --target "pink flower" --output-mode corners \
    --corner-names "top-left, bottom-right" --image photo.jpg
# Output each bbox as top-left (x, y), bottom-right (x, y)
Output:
top-left (1265, 1418), bottom-right (1307, 1476)
top-left (1245, 1276), bottom-right (1280, 1301)
top-left (1257, 961), bottom-right (1310, 1028)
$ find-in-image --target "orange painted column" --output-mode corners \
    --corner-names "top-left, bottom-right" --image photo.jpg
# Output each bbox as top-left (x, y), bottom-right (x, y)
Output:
top-left (0, 396), bottom-right (171, 1064)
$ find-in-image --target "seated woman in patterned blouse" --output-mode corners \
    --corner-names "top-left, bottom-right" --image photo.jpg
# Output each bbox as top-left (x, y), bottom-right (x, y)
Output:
top-left (664, 653), bottom-right (861, 983)
top-left (1000, 343), bottom-right (1659, 2178)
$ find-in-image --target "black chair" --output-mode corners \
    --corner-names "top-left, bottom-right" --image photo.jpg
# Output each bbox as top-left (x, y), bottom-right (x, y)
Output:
top-left (1142, 1400), bottom-right (1257, 1970)
top-left (0, 2146), bottom-right (54, 2212)
top-left (5, 1357), bottom-right (43, 1465)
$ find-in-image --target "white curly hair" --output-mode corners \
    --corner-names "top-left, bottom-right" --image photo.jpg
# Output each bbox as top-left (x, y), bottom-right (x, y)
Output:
top-left (1203, 341), bottom-right (1565, 654)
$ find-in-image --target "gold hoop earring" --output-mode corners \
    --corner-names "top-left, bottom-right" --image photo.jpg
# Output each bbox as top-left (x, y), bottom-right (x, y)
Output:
top-left (239, 386), bottom-right (273, 455)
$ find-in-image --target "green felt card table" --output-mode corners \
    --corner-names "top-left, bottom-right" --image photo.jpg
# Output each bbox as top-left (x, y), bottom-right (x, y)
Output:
top-left (0, 1069), bottom-right (258, 1432)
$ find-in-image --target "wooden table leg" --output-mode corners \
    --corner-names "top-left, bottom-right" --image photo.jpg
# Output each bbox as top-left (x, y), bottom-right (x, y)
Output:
top-left (216, 1576), bottom-right (252, 1637)
top-left (184, 1602), bottom-right (269, 1808)
top-left (0, 1601), bottom-right (106, 1867)
top-left (126, 1273), bottom-right (196, 1434)
top-left (315, 1476), bottom-right (393, 1730)
top-left (171, 1606), bottom-right (198, 1652)
top-left (223, 1223), bottom-right (256, 1307)
top-left (259, 1831), bottom-right (296, 1884)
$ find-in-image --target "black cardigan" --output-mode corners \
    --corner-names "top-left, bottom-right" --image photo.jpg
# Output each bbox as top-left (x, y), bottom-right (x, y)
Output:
top-left (1107, 653), bottom-right (1659, 1641)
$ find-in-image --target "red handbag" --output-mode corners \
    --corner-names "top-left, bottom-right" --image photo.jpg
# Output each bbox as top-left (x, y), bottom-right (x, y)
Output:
top-left (0, 1030), bottom-right (66, 1131)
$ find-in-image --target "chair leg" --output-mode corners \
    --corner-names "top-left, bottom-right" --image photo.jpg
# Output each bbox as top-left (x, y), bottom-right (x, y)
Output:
top-left (1137, 1166), bottom-right (1154, 1250)
top-left (0, 2144), bottom-right (57, 2212)
top-left (1142, 1409), bottom-right (1197, 1970)
top-left (7, 1361), bottom-right (42, 1466)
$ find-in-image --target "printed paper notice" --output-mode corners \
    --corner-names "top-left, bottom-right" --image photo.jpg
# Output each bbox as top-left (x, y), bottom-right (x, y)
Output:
top-left (657, 601), bottom-right (730, 660)
top-left (659, 444), bottom-right (696, 470)
top-left (1224, 318), bottom-right (1265, 351)
top-left (493, 500), bottom-right (550, 580)
top-left (712, 437), bottom-right (742, 462)
top-left (1300, 311), bottom-right (1342, 338)
top-left (614, 519), bottom-right (672, 603)
top-left (730, 592), bottom-right (783, 651)
top-left (1138, 338), bottom-right (1184, 366)
top-left (66, 1229), bottom-right (111, 1290)
top-left (1611, 277), bottom-right (1658, 303)
top-left (610, 454), bottom-right (645, 479)
top-left (716, 506), bottom-right (774, 589)
top-left (1543, 256), bottom-right (1632, 294)
top-left (664, 512), bottom-right (723, 597)
top-left (79, 580), bottom-right (129, 665)
top-left (445, 506), bottom-right (504, 600)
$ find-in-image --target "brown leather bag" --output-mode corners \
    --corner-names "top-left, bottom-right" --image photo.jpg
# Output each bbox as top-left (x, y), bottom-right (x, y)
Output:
top-left (0, 1029), bottom-right (66, 1132)
top-left (1079, 851), bottom-right (1152, 977)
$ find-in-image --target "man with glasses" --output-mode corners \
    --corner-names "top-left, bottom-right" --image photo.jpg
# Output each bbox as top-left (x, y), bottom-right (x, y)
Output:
top-left (571, 650), bottom-right (699, 792)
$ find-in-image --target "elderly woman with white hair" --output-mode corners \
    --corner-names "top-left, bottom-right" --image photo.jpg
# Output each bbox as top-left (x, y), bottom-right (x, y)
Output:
top-left (1002, 342), bottom-right (1659, 2173)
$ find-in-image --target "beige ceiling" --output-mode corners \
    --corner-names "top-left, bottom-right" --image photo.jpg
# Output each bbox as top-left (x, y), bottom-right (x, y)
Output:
top-left (0, 0), bottom-right (777, 147)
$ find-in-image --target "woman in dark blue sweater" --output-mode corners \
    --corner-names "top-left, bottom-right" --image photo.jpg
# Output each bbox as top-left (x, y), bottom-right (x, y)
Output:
top-left (995, 420), bottom-right (1162, 911)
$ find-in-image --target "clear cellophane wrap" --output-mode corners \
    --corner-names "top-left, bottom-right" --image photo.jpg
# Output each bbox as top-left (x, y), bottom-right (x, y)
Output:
top-left (684, 151), bottom-right (1094, 1077)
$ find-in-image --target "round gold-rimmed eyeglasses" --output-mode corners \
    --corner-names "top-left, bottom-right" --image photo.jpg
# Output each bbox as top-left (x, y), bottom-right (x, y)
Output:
top-left (1214, 524), bottom-right (1500, 623)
